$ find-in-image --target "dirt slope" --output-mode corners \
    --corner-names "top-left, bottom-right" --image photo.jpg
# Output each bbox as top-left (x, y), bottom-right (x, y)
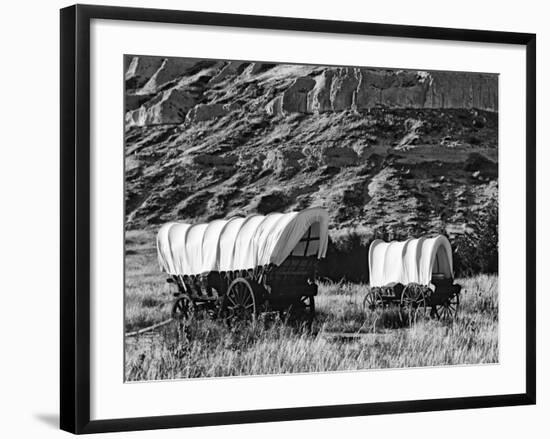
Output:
top-left (124, 56), bottom-right (498, 270)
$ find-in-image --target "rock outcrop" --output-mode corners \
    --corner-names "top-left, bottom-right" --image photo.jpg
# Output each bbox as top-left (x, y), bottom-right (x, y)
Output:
top-left (186, 103), bottom-right (226, 123)
top-left (209, 61), bottom-right (249, 84)
top-left (263, 148), bottom-right (305, 178)
top-left (137, 58), bottom-right (202, 94)
top-left (125, 86), bottom-right (199, 126)
top-left (125, 64), bottom-right (221, 127)
top-left (426, 72), bottom-right (498, 110)
top-left (322, 146), bottom-right (358, 167)
top-left (331, 68), bottom-right (360, 111)
top-left (124, 55), bottom-right (499, 252)
top-left (191, 153), bottom-right (237, 170)
top-left (125, 56), bottom-right (164, 90)
top-left (281, 77), bottom-right (316, 113)
top-left (265, 96), bottom-right (284, 117)
top-left (125, 56), bottom-right (498, 128)
top-left (308, 70), bottom-right (334, 113)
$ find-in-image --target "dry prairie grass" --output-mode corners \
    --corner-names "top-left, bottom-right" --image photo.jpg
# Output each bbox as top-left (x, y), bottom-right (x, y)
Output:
top-left (124, 229), bottom-right (498, 381)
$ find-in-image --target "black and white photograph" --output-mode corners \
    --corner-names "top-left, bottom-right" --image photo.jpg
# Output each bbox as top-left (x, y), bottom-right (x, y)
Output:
top-left (0, 0), bottom-right (543, 436)
top-left (124, 55), bottom-right (499, 381)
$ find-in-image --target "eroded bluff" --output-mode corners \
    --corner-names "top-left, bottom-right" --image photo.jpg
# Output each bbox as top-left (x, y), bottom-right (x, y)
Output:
top-left (125, 57), bottom-right (497, 127)
top-left (124, 56), bottom-right (498, 280)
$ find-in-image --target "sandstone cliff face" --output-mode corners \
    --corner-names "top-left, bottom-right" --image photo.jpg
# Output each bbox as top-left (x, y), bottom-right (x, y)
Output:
top-left (308, 70), bottom-right (334, 113)
top-left (427, 72), bottom-right (498, 110)
top-left (125, 57), bottom-right (497, 128)
top-left (125, 56), bottom-right (164, 90)
top-left (281, 76), bottom-right (316, 113)
top-left (304, 68), bottom-right (497, 114)
top-left (124, 55), bottom-right (498, 252)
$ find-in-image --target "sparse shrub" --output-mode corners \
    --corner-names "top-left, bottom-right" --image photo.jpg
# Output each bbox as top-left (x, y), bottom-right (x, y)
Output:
top-left (369, 224), bottom-right (414, 242)
top-left (463, 152), bottom-right (495, 172)
top-left (472, 116), bottom-right (486, 129)
top-left (141, 296), bottom-right (161, 308)
top-left (467, 135), bottom-right (482, 145)
top-left (321, 230), bottom-right (370, 282)
top-left (321, 224), bottom-right (436, 283)
top-left (452, 196), bottom-right (498, 276)
top-left (251, 189), bottom-right (289, 214)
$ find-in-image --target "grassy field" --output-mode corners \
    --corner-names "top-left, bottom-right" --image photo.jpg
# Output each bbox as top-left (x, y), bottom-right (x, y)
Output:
top-left (125, 229), bottom-right (498, 381)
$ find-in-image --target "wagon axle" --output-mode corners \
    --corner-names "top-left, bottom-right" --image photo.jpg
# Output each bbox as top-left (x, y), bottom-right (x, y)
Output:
top-left (158, 209), bottom-right (328, 326)
top-left (366, 235), bottom-right (462, 322)
top-left (364, 281), bottom-right (461, 321)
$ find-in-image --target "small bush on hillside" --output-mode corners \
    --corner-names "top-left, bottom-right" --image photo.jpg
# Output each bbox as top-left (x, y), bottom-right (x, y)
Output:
top-left (320, 230), bottom-right (369, 282)
top-left (463, 152), bottom-right (495, 172)
top-left (452, 196), bottom-right (498, 276)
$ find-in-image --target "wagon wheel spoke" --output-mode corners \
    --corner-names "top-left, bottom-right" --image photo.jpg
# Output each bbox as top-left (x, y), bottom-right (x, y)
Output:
top-left (234, 284), bottom-right (243, 304)
top-left (171, 295), bottom-right (194, 323)
top-left (227, 295), bottom-right (238, 307)
top-left (400, 284), bottom-right (429, 323)
top-left (239, 286), bottom-right (252, 306)
top-left (231, 284), bottom-right (239, 301)
top-left (242, 287), bottom-right (251, 306)
top-left (365, 290), bottom-right (380, 310)
top-left (442, 303), bottom-right (453, 319)
top-left (243, 292), bottom-right (253, 306)
top-left (239, 284), bottom-right (248, 303)
top-left (223, 278), bottom-right (258, 321)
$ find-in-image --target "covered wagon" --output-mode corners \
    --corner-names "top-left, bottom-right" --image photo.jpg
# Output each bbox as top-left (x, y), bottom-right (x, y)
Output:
top-left (365, 235), bottom-right (461, 319)
top-left (157, 207), bottom-right (329, 322)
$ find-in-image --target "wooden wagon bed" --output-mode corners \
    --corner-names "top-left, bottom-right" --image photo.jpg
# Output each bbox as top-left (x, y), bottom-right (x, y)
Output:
top-left (365, 236), bottom-right (462, 320)
top-left (158, 208), bottom-right (328, 322)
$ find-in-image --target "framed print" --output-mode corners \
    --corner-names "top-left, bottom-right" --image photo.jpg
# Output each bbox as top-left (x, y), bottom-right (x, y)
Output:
top-left (60, 4), bottom-right (536, 434)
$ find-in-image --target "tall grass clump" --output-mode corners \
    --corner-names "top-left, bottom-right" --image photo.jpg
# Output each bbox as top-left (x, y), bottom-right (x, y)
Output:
top-left (124, 227), bottom-right (498, 381)
top-left (125, 274), bottom-right (498, 381)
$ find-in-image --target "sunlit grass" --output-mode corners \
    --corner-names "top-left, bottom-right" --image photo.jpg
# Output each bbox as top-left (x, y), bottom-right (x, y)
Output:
top-left (124, 229), bottom-right (498, 380)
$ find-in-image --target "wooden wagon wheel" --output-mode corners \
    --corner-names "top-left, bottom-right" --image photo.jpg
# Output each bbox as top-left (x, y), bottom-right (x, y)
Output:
top-left (363, 288), bottom-right (383, 311)
top-left (401, 283), bottom-right (428, 319)
top-left (221, 277), bottom-right (260, 321)
top-left (171, 294), bottom-right (195, 322)
top-left (433, 292), bottom-right (460, 320)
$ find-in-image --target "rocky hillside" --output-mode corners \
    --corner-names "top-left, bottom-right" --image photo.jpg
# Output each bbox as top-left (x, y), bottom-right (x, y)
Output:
top-left (125, 56), bottom-right (498, 268)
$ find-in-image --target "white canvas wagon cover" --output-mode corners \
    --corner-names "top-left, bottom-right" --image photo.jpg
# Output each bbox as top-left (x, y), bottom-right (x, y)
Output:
top-left (157, 208), bottom-right (329, 276)
top-left (368, 235), bottom-right (454, 287)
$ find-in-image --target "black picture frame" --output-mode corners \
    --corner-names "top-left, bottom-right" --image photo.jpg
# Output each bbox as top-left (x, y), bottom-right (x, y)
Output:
top-left (60, 4), bottom-right (536, 434)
